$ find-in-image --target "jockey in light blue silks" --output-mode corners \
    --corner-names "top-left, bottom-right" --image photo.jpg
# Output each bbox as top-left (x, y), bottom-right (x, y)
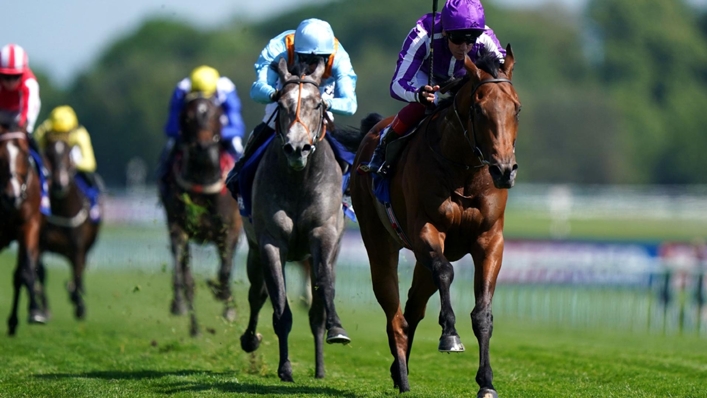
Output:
top-left (158, 66), bottom-right (246, 193)
top-left (362, 0), bottom-right (506, 174)
top-left (226, 18), bottom-right (358, 190)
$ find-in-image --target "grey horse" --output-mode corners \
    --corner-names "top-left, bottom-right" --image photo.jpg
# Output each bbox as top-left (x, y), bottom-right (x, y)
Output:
top-left (237, 57), bottom-right (363, 381)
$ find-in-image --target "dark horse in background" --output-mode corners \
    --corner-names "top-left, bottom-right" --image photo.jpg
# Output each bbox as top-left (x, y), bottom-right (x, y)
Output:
top-left (159, 95), bottom-right (242, 337)
top-left (39, 138), bottom-right (101, 320)
top-left (351, 46), bottom-right (520, 398)
top-left (0, 122), bottom-right (46, 335)
top-left (236, 58), bottom-right (363, 381)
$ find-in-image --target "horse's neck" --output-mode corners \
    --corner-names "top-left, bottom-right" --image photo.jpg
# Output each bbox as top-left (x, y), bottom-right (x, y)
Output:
top-left (434, 109), bottom-right (483, 170)
top-left (182, 149), bottom-right (221, 184)
top-left (271, 138), bottom-right (337, 186)
top-left (51, 179), bottom-right (84, 216)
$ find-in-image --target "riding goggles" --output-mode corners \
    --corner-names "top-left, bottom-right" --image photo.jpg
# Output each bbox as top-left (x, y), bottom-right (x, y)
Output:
top-left (297, 53), bottom-right (330, 66)
top-left (447, 30), bottom-right (483, 45)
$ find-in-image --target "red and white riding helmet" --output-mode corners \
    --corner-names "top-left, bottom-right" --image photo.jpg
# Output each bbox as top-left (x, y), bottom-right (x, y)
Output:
top-left (0, 44), bottom-right (29, 75)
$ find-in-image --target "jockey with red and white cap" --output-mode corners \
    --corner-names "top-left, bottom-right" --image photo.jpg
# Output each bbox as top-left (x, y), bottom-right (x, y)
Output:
top-left (0, 43), bottom-right (50, 214)
top-left (363, 0), bottom-right (506, 174)
top-left (0, 44), bottom-right (41, 134)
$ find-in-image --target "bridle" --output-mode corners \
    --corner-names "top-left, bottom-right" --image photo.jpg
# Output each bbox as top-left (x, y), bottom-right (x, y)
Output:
top-left (276, 76), bottom-right (327, 146)
top-left (0, 131), bottom-right (31, 202)
top-left (448, 77), bottom-right (513, 169)
top-left (175, 98), bottom-right (226, 194)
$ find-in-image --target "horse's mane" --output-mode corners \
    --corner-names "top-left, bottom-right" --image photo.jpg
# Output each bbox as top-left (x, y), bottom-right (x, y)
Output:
top-left (328, 123), bottom-right (368, 153)
top-left (474, 47), bottom-right (503, 79)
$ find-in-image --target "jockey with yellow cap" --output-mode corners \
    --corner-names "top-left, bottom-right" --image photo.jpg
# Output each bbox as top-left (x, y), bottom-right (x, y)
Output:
top-left (225, 18), bottom-right (358, 192)
top-left (158, 65), bottom-right (246, 190)
top-left (34, 105), bottom-right (103, 217)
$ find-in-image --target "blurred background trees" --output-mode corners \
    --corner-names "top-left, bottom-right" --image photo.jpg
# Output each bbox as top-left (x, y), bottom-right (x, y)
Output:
top-left (34, 0), bottom-right (707, 186)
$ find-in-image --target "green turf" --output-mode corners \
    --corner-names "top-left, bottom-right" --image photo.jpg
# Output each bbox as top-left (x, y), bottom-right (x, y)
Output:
top-left (0, 266), bottom-right (705, 397)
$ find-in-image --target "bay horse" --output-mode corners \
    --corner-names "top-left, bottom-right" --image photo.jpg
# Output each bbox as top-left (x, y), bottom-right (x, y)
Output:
top-left (159, 95), bottom-right (243, 337)
top-left (350, 46), bottom-right (520, 397)
top-left (39, 138), bottom-right (101, 320)
top-left (238, 57), bottom-right (362, 381)
top-left (0, 123), bottom-right (46, 335)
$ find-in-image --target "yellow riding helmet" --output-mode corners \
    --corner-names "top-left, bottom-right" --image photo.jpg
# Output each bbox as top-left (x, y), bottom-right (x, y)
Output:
top-left (190, 65), bottom-right (220, 97)
top-left (49, 105), bottom-right (79, 133)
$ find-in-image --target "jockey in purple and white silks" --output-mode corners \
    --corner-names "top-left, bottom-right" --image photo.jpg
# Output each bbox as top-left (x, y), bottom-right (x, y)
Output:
top-left (363, 0), bottom-right (506, 174)
top-left (226, 18), bottom-right (358, 190)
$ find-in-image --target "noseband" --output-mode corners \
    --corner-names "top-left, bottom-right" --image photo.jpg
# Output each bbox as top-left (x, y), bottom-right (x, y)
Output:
top-left (451, 78), bottom-right (513, 168)
top-left (277, 77), bottom-right (327, 146)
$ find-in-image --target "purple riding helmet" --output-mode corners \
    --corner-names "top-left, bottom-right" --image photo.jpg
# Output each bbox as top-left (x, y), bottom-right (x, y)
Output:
top-left (441, 0), bottom-right (487, 31)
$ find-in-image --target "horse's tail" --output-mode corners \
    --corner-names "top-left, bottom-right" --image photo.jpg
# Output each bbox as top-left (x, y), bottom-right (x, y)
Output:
top-left (361, 113), bottom-right (384, 136)
top-left (329, 121), bottom-right (369, 154)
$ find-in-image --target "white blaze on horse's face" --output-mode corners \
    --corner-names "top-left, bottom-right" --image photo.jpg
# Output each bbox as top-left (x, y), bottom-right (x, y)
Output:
top-left (51, 141), bottom-right (71, 193)
top-left (279, 85), bottom-right (321, 171)
top-left (6, 141), bottom-right (22, 204)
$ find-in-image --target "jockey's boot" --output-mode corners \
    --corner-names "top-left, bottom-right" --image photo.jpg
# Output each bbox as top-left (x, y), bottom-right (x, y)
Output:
top-left (226, 123), bottom-right (274, 196)
top-left (361, 126), bottom-right (396, 174)
top-left (157, 138), bottom-right (178, 195)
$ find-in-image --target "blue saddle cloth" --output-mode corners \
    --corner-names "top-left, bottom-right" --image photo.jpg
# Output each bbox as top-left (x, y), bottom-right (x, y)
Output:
top-left (237, 133), bottom-right (356, 222)
top-left (28, 149), bottom-right (50, 215)
top-left (75, 174), bottom-right (101, 222)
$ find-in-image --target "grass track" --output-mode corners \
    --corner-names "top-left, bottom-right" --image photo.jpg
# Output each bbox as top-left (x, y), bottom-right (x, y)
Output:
top-left (0, 267), bottom-right (705, 397)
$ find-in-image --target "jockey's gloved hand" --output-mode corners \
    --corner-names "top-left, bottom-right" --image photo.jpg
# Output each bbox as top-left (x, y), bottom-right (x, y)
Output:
top-left (417, 85), bottom-right (440, 106)
top-left (270, 90), bottom-right (280, 102)
top-left (231, 136), bottom-right (244, 156)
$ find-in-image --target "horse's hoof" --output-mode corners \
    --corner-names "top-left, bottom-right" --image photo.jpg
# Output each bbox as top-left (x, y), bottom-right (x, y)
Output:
top-left (240, 332), bottom-right (262, 353)
top-left (75, 306), bottom-right (86, 320)
top-left (170, 300), bottom-right (187, 316)
top-left (223, 307), bottom-right (236, 322)
top-left (477, 388), bottom-right (498, 398)
top-left (28, 311), bottom-right (48, 325)
top-left (438, 334), bottom-right (465, 352)
top-left (278, 362), bottom-right (294, 382)
top-left (207, 279), bottom-right (231, 301)
top-left (326, 326), bottom-right (351, 344)
top-left (189, 326), bottom-right (201, 338)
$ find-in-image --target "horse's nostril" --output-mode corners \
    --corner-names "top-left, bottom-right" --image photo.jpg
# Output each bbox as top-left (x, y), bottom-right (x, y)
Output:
top-left (302, 144), bottom-right (312, 154)
top-left (283, 144), bottom-right (294, 155)
top-left (512, 164), bottom-right (518, 172)
top-left (489, 165), bottom-right (503, 179)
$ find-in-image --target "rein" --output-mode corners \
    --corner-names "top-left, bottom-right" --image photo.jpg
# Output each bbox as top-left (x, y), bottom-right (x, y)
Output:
top-left (278, 77), bottom-right (327, 145)
top-left (430, 78), bottom-right (512, 170)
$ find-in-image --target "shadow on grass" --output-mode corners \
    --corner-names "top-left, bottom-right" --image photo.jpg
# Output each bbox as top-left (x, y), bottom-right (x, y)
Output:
top-left (34, 370), bottom-right (355, 396)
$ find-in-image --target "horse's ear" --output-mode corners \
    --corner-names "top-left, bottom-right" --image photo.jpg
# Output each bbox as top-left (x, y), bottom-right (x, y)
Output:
top-left (277, 57), bottom-right (291, 81)
top-left (310, 57), bottom-right (326, 83)
top-left (463, 55), bottom-right (481, 83)
top-left (501, 43), bottom-right (515, 80)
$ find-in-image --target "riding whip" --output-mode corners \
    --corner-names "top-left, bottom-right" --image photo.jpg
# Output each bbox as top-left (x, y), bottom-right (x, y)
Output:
top-left (429, 0), bottom-right (439, 87)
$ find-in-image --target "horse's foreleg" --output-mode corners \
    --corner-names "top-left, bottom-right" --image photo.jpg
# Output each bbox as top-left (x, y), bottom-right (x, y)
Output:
top-left (68, 250), bottom-right (87, 320)
top-left (21, 221), bottom-right (45, 326)
top-left (241, 245), bottom-right (267, 353)
top-left (310, 230), bottom-right (349, 345)
top-left (180, 244), bottom-right (199, 337)
top-left (403, 262), bottom-right (438, 362)
top-left (7, 262), bottom-right (22, 336)
top-left (363, 232), bottom-right (409, 391)
top-left (36, 256), bottom-right (51, 319)
top-left (416, 225), bottom-right (462, 353)
top-left (261, 240), bottom-right (294, 382)
top-left (308, 273), bottom-right (326, 379)
top-left (215, 235), bottom-right (237, 322)
top-left (470, 234), bottom-right (504, 397)
top-left (169, 227), bottom-right (188, 316)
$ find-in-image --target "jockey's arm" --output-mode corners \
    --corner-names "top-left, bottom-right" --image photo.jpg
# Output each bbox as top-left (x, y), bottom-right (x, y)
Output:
top-left (219, 88), bottom-right (246, 140)
top-left (33, 119), bottom-right (51, 150)
top-left (475, 27), bottom-right (506, 63)
top-left (328, 47), bottom-right (358, 116)
top-left (250, 33), bottom-right (290, 104)
top-left (21, 77), bottom-right (41, 133)
top-left (390, 23), bottom-right (429, 103)
top-left (165, 83), bottom-right (187, 138)
top-left (70, 127), bottom-right (97, 173)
